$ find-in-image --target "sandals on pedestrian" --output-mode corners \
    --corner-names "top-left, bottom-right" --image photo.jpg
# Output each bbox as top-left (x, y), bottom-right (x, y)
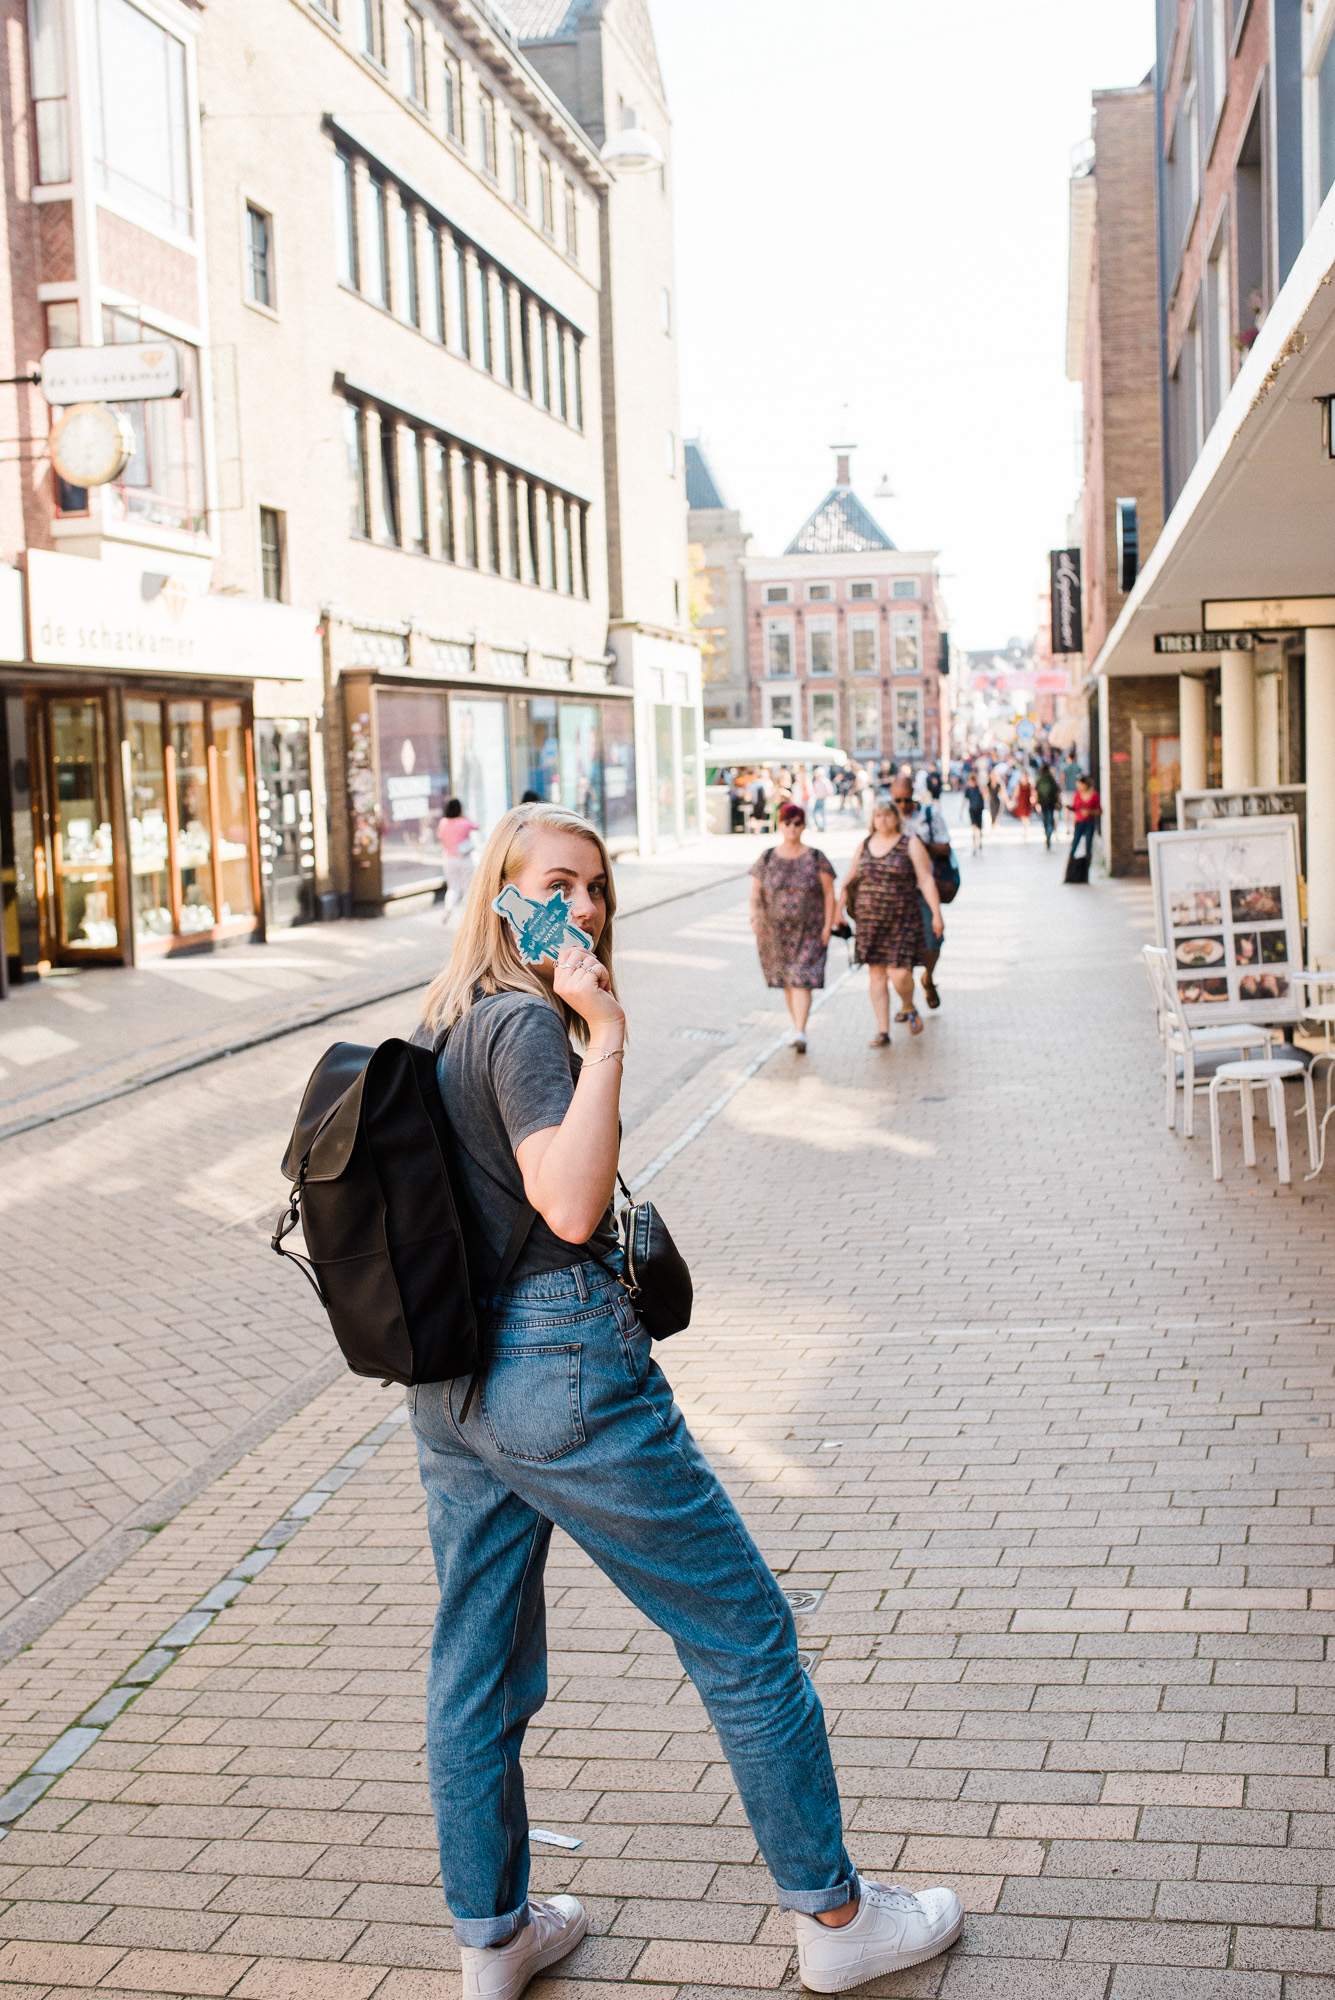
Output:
top-left (894, 1009), bottom-right (912, 1023)
top-left (922, 974), bottom-right (940, 1010)
top-left (906, 1010), bottom-right (923, 1035)
top-left (868, 1031), bottom-right (890, 1048)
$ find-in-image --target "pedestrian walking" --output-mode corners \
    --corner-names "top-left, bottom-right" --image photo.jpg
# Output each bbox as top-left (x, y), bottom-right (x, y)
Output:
top-left (987, 766), bottom-right (1003, 825)
top-left (412, 801), bottom-right (963, 1993)
top-left (1011, 769), bottom-right (1033, 841)
top-left (748, 771), bottom-right (769, 832)
top-left (438, 798), bottom-right (480, 913)
top-left (811, 767), bottom-right (832, 832)
top-left (891, 770), bottom-right (950, 1011)
top-left (964, 771), bottom-right (986, 854)
top-left (838, 798), bottom-right (944, 1045)
top-left (1035, 761), bottom-right (1061, 850)
top-left (1061, 751), bottom-right (1081, 828)
top-left (1068, 772), bottom-right (1101, 875)
top-left (749, 801), bottom-right (836, 1053)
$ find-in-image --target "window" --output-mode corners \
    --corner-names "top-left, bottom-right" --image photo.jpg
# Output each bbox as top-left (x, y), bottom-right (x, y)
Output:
top-left (765, 690), bottom-right (794, 737)
top-left (474, 257), bottom-right (493, 371)
top-left (499, 279), bottom-right (514, 386)
top-left (1205, 0), bottom-right (1228, 130)
top-left (483, 461), bottom-right (500, 571)
top-left (894, 687), bottom-right (922, 756)
top-left (403, 6), bottom-right (426, 103)
top-left (398, 199), bottom-right (419, 326)
top-left (1321, 23), bottom-right (1335, 205)
top-left (1205, 228), bottom-right (1231, 430)
top-left (333, 151), bottom-right (357, 287)
top-left (765, 620), bottom-right (794, 677)
top-left (538, 312), bottom-right (551, 409)
top-left (245, 203), bottom-right (273, 308)
top-left (460, 450), bottom-right (477, 565)
top-left (563, 178), bottom-right (577, 256)
top-left (46, 303), bottom-right (86, 513)
top-left (849, 615), bottom-right (878, 674)
top-left (449, 234), bottom-right (468, 356)
top-left (765, 585), bottom-right (789, 603)
top-left (808, 619), bottom-right (836, 676)
top-left (539, 155), bottom-right (553, 233)
top-left (660, 287), bottom-right (671, 335)
top-left (557, 325), bottom-right (568, 420)
top-left (364, 175), bottom-right (390, 307)
top-left (259, 507), bottom-right (285, 600)
top-left (424, 224), bottom-right (444, 341)
top-left (479, 90), bottom-right (497, 177)
top-left (665, 430), bottom-right (676, 476)
top-left (357, 0), bottom-right (384, 63)
top-left (571, 337), bottom-right (583, 429)
top-left (891, 611), bottom-right (921, 674)
top-left (377, 415), bottom-right (399, 543)
top-left (1235, 99), bottom-right (1265, 333)
top-left (892, 578), bottom-right (918, 598)
top-left (103, 306), bottom-right (205, 533)
top-left (403, 433), bottom-right (427, 552)
top-left (511, 122), bottom-right (527, 205)
top-left (29, 0), bottom-right (69, 184)
top-left (853, 689), bottom-right (879, 755)
top-left (344, 402), bottom-right (368, 535)
top-left (811, 690), bottom-right (837, 747)
top-left (849, 580), bottom-right (874, 600)
top-left (91, 0), bottom-right (191, 235)
top-left (442, 56), bottom-right (459, 139)
top-left (807, 583), bottom-right (831, 601)
top-left (520, 297), bottom-right (533, 398)
top-left (430, 438), bottom-right (453, 559)
top-left (506, 472), bottom-right (521, 577)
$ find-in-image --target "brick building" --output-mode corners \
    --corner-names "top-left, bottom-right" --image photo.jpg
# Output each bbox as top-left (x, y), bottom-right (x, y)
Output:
top-left (1066, 81), bottom-right (1170, 873)
top-left (743, 454), bottom-right (948, 767)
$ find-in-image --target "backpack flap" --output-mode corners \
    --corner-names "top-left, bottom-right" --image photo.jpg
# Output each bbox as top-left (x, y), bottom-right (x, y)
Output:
top-left (281, 1042), bottom-right (376, 1181)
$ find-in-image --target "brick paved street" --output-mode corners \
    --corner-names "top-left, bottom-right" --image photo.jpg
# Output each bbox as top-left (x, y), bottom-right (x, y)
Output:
top-left (4, 824), bottom-right (1335, 1997)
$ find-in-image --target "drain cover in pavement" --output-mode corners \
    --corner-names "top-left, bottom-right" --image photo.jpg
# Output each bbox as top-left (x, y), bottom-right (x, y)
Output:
top-left (783, 1587), bottom-right (826, 1613)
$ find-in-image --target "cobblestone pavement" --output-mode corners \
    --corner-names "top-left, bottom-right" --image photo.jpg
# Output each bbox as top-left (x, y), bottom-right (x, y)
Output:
top-left (4, 825), bottom-right (1335, 1997)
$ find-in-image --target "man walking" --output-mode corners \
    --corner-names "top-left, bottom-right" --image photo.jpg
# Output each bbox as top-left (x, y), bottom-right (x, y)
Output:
top-left (1035, 760), bottom-right (1062, 850)
top-left (892, 769), bottom-right (950, 1010)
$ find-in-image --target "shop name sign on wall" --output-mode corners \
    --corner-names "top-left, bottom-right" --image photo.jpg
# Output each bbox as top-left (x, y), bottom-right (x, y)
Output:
top-left (1050, 548), bottom-right (1082, 654)
top-left (26, 549), bottom-right (320, 680)
top-left (1155, 631), bottom-right (1255, 654)
top-left (40, 344), bottom-right (182, 405)
top-left (1203, 596), bottom-right (1335, 631)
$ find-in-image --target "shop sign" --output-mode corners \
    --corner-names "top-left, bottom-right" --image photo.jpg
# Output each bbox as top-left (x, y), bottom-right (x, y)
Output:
top-left (1203, 596), bottom-right (1335, 631)
top-left (40, 343), bottom-right (181, 405)
top-left (1149, 817), bottom-right (1303, 1027)
top-left (1155, 630), bottom-right (1255, 653)
top-left (26, 549), bottom-right (321, 681)
top-left (1035, 671), bottom-right (1069, 691)
top-left (1050, 548), bottom-right (1082, 654)
top-left (1177, 785), bottom-right (1306, 867)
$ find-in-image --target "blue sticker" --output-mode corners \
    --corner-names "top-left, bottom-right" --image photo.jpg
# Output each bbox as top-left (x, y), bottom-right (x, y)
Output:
top-left (493, 884), bottom-right (594, 965)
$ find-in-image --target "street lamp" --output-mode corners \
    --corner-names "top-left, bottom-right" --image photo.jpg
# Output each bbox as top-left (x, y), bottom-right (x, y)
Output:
top-left (600, 120), bottom-right (664, 172)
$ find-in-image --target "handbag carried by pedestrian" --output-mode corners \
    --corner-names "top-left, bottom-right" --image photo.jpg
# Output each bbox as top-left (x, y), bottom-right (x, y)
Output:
top-left (614, 1172), bottom-right (693, 1340)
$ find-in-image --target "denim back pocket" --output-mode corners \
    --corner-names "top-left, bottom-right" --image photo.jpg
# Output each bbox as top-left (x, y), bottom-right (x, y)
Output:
top-left (480, 1343), bottom-right (585, 1463)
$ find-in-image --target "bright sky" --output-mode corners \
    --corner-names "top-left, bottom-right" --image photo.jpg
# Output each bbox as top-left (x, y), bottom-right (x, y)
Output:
top-left (654, 0), bottom-right (1156, 651)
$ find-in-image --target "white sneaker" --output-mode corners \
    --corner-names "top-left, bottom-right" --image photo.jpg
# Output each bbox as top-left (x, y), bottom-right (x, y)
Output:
top-left (459, 1896), bottom-right (587, 2000)
top-left (794, 1880), bottom-right (963, 1992)
top-left (790, 1030), bottom-right (807, 1052)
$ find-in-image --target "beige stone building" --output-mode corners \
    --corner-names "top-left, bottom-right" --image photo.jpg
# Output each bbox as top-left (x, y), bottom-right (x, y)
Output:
top-left (685, 440), bottom-right (750, 733)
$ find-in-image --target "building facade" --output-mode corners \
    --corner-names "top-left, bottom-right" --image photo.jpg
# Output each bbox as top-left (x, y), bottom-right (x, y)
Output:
top-left (1066, 81), bottom-right (1170, 872)
top-left (511, 0), bottom-right (704, 853)
top-left (685, 440), bottom-right (750, 733)
top-left (744, 456), bottom-right (948, 767)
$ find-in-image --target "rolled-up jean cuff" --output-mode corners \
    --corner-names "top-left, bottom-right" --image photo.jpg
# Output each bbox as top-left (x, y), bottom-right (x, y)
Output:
top-left (776, 1869), bottom-right (861, 1916)
top-left (453, 1901), bottom-right (531, 1948)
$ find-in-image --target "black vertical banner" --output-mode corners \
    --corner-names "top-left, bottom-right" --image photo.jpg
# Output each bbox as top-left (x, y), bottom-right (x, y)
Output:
top-left (1050, 548), bottom-right (1083, 654)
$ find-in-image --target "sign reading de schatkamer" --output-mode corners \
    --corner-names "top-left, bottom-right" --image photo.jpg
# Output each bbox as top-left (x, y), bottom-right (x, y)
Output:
top-left (1155, 631), bottom-right (1256, 655)
top-left (39, 343), bottom-right (181, 406)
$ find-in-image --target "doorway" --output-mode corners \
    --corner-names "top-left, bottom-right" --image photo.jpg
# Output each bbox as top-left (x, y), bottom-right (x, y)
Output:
top-left (255, 719), bottom-right (315, 928)
top-left (28, 691), bottom-right (125, 965)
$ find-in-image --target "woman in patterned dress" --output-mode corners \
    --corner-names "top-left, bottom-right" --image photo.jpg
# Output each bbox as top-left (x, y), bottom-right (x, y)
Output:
top-left (749, 802), bottom-right (836, 1054)
top-left (837, 799), bottom-right (944, 1046)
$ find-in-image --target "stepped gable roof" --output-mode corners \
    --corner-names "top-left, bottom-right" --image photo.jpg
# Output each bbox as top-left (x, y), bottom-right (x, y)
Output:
top-left (784, 484), bottom-right (895, 555)
top-left (685, 441), bottom-right (727, 511)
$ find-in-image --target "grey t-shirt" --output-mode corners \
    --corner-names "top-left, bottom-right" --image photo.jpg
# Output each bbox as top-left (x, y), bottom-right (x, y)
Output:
top-left (432, 989), bottom-right (617, 1283)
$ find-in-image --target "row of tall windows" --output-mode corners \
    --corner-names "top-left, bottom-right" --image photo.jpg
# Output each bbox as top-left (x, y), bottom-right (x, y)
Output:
top-left (343, 400), bottom-right (590, 597)
top-left (333, 151), bottom-right (583, 426)
top-left (312, 0), bottom-right (578, 256)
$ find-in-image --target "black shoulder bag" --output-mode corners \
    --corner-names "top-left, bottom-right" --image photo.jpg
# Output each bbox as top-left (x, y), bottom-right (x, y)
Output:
top-left (614, 1171), bottom-right (693, 1340)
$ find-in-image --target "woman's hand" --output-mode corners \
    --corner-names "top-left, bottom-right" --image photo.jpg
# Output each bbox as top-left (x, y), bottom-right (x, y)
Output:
top-left (553, 946), bottom-right (624, 1041)
top-left (931, 912), bottom-right (944, 940)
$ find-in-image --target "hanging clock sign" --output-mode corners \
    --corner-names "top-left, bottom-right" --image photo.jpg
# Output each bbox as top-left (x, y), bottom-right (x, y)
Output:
top-left (49, 402), bottom-right (135, 487)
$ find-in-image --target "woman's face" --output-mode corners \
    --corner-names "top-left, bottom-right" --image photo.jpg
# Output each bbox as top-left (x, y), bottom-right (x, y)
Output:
top-left (508, 828), bottom-right (609, 948)
top-left (872, 808), bottom-right (899, 838)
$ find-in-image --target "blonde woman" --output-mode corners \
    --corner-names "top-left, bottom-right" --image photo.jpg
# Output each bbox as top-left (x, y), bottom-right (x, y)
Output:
top-left (838, 798), bottom-right (944, 1045)
top-left (409, 802), bottom-right (962, 1998)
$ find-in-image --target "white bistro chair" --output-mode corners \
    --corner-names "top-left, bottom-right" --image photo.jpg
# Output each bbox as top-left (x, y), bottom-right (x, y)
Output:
top-left (1142, 946), bottom-right (1277, 1137)
top-left (1290, 965), bottom-right (1335, 1174)
top-left (1208, 1058), bottom-right (1318, 1185)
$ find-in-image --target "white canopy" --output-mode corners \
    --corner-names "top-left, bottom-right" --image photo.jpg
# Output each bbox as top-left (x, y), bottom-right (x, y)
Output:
top-left (705, 728), bottom-right (848, 770)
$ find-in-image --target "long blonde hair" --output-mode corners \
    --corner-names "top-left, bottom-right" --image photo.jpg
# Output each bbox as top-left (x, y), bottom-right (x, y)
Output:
top-left (421, 802), bottom-right (619, 1046)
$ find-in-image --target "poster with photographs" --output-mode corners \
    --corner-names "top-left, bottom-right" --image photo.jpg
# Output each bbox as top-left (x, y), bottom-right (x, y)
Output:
top-left (1148, 818), bottom-right (1302, 1027)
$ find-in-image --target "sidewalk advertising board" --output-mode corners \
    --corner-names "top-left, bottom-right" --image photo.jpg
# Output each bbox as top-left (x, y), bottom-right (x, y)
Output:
top-left (1176, 785), bottom-right (1306, 868)
top-left (1148, 817), bottom-right (1302, 1027)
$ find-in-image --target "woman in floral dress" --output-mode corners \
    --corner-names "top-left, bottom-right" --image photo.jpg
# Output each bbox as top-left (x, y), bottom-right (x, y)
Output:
top-left (837, 799), bottom-right (944, 1046)
top-left (749, 802), bottom-right (836, 1053)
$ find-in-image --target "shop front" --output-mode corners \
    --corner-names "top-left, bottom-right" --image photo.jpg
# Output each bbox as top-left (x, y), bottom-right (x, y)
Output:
top-left (2, 551), bottom-right (321, 973)
top-left (341, 672), bottom-right (637, 911)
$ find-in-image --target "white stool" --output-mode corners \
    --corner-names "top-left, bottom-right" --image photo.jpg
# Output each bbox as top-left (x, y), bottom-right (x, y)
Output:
top-left (1208, 1059), bottom-right (1317, 1185)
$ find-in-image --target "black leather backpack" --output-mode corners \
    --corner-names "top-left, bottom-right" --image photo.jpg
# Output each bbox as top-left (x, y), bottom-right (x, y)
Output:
top-left (272, 1038), bottom-right (532, 1389)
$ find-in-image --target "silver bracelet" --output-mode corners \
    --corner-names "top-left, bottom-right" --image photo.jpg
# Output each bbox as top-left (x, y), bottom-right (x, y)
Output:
top-left (583, 1046), bottom-right (625, 1066)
